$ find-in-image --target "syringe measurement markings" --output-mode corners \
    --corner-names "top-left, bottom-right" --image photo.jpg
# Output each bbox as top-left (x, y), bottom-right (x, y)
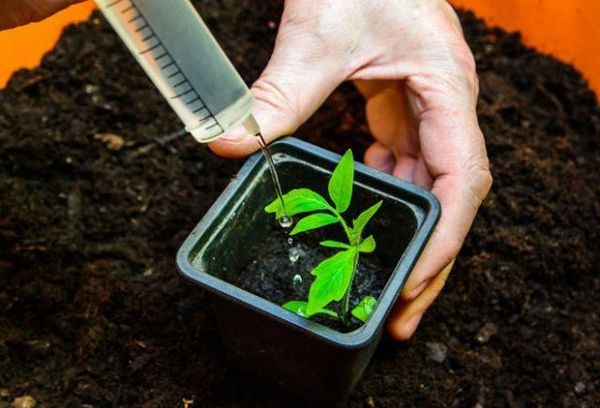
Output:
top-left (160, 61), bottom-right (176, 70)
top-left (139, 43), bottom-right (162, 55)
top-left (168, 73), bottom-right (185, 82)
top-left (155, 52), bottom-right (169, 61)
top-left (123, 0), bottom-right (224, 133)
top-left (141, 33), bottom-right (155, 42)
top-left (166, 69), bottom-right (182, 79)
top-left (185, 97), bottom-right (200, 106)
top-left (105, 0), bottom-right (124, 8)
top-left (182, 94), bottom-right (199, 104)
top-left (127, 14), bottom-right (144, 24)
top-left (134, 23), bottom-right (148, 33)
top-left (121, 4), bottom-right (135, 13)
top-left (171, 88), bottom-right (194, 99)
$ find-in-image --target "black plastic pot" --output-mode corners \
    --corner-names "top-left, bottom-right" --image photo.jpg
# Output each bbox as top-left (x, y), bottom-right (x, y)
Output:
top-left (177, 137), bottom-right (440, 404)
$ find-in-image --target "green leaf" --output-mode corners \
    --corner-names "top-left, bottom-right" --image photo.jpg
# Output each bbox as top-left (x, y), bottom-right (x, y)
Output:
top-left (307, 249), bottom-right (356, 315)
top-left (320, 240), bottom-right (352, 249)
top-left (351, 296), bottom-right (377, 322)
top-left (265, 188), bottom-right (332, 219)
top-left (358, 235), bottom-right (376, 253)
top-left (290, 213), bottom-right (339, 235)
top-left (328, 150), bottom-right (354, 213)
top-left (282, 300), bottom-right (338, 318)
top-left (352, 201), bottom-right (382, 238)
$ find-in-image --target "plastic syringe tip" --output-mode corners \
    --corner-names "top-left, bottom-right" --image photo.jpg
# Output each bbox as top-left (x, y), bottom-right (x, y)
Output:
top-left (242, 114), bottom-right (261, 137)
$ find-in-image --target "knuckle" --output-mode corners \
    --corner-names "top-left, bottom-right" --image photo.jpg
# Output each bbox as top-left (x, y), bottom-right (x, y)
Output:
top-left (479, 168), bottom-right (494, 195)
top-left (429, 273), bottom-right (449, 298)
top-left (440, 1), bottom-right (463, 33)
top-left (425, 48), bottom-right (478, 106)
top-left (468, 162), bottom-right (494, 202)
top-left (431, 2), bottom-right (478, 95)
top-left (252, 77), bottom-right (301, 130)
top-left (401, 284), bottom-right (424, 302)
top-left (451, 46), bottom-right (478, 95)
top-left (441, 237), bottom-right (463, 267)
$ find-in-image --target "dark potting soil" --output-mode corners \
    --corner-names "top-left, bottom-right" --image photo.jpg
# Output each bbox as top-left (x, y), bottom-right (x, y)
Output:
top-left (0, 1), bottom-right (598, 407)
top-left (234, 228), bottom-right (391, 333)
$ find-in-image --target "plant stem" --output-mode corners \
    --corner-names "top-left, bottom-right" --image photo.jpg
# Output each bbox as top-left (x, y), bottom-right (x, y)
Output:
top-left (341, 250), bottom-right (360, 324)
top-left (331, 208), bottom-right (360, 324)
top-left (336, 212), bottom-right (356, 246)
top-left (334, 210), bottom-right (360, 324)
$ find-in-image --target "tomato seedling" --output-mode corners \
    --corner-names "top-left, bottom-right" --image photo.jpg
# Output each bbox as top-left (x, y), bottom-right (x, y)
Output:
top-left (265, 150), bottom-right (381, 325)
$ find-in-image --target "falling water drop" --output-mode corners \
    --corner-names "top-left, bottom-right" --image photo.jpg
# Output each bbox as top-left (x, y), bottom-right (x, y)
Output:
top-left (289, 247), bottom-right (300, 263)
top-left (287, 237), bottom-right (294, 246)
top-left (279, 215), bottom-right (293, 229)
top-left (292, 273), bottom-right (303, 288)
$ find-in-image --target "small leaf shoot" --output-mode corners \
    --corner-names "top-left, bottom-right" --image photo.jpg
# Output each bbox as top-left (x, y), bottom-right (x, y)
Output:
top-left (352, 201), bottom-right (382, 239)
top-left (358, 235), bottom-right (376, 253)
top-left (328, 150), bottom-right (354, 213)
top-left (320, 240), bottom-right (352, 249)
top-left (351, 296), bottom-right (377, 322)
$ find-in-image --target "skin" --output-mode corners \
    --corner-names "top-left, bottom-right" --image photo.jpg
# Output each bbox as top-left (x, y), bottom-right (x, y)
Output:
top-left (0, 0), bottom-right (86, 30)
top-left (2, 0), bottom-right (492, 341)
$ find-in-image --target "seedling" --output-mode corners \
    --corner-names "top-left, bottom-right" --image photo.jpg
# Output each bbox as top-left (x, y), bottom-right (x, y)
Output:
top-left (265, 150), bottom-right (382, 325)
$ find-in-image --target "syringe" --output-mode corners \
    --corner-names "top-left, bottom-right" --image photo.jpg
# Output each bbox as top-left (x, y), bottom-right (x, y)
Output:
top-left (95, 0), bottom-right (260, 142)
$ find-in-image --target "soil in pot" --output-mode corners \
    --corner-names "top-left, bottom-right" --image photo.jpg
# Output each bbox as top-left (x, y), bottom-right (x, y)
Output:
top-left (234, 225), bottom-right (391, 333)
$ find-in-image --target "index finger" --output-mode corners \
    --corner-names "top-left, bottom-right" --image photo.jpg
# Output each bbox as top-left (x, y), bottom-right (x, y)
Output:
top-left (401, 107), bottom-right (492, 300)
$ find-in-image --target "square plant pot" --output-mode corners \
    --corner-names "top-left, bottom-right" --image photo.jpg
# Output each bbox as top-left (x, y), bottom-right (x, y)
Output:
top-left (177, 137), bottom-right (440, 404)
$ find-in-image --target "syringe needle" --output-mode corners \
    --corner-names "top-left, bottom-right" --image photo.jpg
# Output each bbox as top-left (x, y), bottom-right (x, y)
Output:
top-left (242, 114), bottom-right (262, 138)
top-left (244, 114), bottom-right (289, 220)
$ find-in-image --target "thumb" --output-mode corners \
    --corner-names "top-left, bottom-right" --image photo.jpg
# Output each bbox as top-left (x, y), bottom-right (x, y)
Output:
top-left (208, 21), bottom-right (345, 158)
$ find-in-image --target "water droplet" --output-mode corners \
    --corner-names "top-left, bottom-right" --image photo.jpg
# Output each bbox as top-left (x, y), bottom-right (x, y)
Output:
top-left (292, 274), bottom-right (303, 288)
top-left (278, 215), bottom-right (293, 229)
top-left (289, 247), bottom-right (300, 263)
top-left (287, 237), bottom-right (294, 246)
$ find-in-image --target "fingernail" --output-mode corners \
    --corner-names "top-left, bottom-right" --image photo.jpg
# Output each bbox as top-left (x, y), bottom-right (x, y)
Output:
top-left (403, 278), bottom-right (430, 300)
top-left (218, 125), bottom-right (249, 142)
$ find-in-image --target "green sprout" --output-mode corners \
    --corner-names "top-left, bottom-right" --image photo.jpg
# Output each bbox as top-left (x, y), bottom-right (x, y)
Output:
top-left (265, 150), bottom-right (382, 325)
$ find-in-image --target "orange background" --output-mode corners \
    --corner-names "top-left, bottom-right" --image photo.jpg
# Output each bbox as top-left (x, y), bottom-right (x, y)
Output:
top-left (0, 0), bottom-right (599, 95)
top-left (0, 2), bottom-right (95, 87)
top-left (452, 0), bottom-right (600, 94)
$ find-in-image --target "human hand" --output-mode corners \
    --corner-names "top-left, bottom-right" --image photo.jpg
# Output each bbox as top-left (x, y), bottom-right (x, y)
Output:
top-left (209, 0), bottom-right (492, 340)
top-left (0, 0), bottom-right (86, 30)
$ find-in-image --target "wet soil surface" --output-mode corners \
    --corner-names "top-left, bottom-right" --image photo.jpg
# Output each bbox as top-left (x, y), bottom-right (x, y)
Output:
top-left (0, 1), bottom-right (598, 407)
top-left (235, 229), bottom-right (390, 333)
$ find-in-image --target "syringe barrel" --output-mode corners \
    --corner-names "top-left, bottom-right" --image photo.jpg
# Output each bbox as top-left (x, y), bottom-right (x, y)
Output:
top-left (95, 0), bottom-right (254, 142)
